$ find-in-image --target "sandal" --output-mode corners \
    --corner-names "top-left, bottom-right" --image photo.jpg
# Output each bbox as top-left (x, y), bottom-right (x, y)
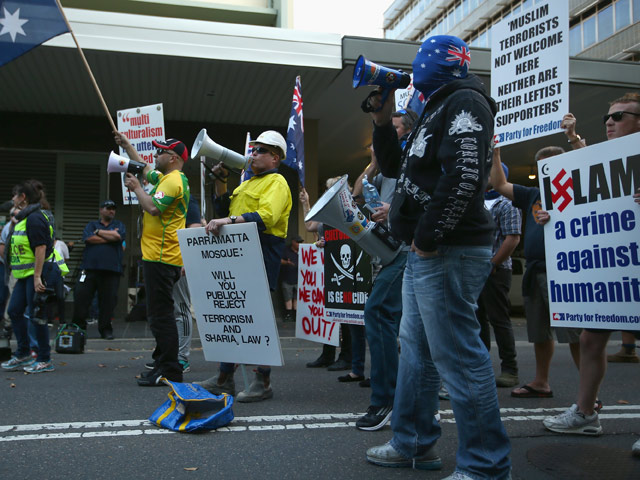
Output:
top-left (511, 384), bottom-right (553, 398)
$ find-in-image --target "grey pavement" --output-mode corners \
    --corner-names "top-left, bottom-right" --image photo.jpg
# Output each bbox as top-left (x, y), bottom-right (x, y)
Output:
top-left (1, 315), bottom-right (639, 479)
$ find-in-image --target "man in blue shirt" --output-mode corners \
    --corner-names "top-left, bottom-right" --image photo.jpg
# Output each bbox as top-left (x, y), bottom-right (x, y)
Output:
top-left (72, 200), bottom-right (125, 340)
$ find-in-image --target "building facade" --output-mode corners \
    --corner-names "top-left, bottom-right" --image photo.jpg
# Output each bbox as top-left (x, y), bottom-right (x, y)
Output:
top-left (384, 0), bottom-right (640, 62)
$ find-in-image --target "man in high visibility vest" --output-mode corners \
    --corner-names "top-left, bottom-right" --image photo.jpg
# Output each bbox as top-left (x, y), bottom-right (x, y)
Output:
top-left (2, 180), bottom-right (68, 374)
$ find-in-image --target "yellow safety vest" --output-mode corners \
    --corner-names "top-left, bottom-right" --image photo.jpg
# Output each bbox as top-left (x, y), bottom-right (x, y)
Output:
top-left (10, 211), bottom-right (69, 279)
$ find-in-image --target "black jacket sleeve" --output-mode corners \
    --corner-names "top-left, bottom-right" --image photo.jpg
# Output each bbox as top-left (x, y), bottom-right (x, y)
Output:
top-left (372, 121), bottom-right (403, 179)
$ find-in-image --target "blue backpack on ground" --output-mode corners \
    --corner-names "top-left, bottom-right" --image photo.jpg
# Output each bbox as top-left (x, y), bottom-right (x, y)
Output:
top-left (149, 380), bottom-right (234, 432)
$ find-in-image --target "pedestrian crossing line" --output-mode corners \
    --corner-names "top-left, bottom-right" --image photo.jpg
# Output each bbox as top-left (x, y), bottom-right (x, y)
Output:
top-left (1, 406), bottom-right (639, 442)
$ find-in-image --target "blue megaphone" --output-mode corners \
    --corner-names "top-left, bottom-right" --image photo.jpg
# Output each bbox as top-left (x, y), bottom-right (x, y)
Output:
top-left (353, 55), bottom-right (411, 111)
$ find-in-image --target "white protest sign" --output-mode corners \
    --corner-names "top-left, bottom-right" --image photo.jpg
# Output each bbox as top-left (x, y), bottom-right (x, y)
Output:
top-left (295, 244), bottom-right (340, 346)
top-left (491, 1), bottom-right (568, 146)
top-left (178, 224), bottom-right (284, 365)
top-left (116, 103), bottom-right (165, 204)
top-left (540, 132), bottom-right (640, 330)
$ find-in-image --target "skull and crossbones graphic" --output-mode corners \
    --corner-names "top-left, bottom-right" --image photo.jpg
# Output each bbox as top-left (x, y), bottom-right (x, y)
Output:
top-left (331, 244), bottom-right (363, 286)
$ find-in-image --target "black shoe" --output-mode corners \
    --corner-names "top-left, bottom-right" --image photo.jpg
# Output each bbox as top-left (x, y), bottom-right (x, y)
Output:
top-left (306, 355), bottom-right (334, 368)
top-left (145, 362), bottom-right (155, 370)
top-left (101, 331), bottom-right (114, 340)
top-left (359, 378), bottom-right (371, 388)
top-left (356, 405), bottom-right (393, 431)
top-left (137, 371), bottom-right (182, 386)
top-left (137, 372), bottom-right (168, 386)
top-left (338, 373), bottom-right (365, 383)
top-left (327, 358), bottom-right (350, 371)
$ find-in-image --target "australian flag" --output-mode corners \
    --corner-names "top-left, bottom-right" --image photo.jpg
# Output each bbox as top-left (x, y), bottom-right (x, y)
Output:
top-left (285, 76), bottom-right (305, 186)
top-left (0, 0), bottom-right (69, 67)
top-left (406, 88), bottom-right (426, 117)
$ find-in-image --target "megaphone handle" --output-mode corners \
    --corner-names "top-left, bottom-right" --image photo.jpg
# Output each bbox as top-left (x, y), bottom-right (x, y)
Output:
top-left (373, 89), bottom-right (391, 112)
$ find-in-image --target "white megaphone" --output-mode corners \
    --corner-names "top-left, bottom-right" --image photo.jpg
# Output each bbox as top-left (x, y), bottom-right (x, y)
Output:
top-left (191, 128), bottom-right (249, 171)
top-left (106, 151), bottom-right (147, 174)
top-left (305, 175), bottom-right (402, 266)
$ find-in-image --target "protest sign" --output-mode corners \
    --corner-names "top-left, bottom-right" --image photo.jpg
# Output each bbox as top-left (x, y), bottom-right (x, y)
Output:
top-left (116, 103), bottom-right (165, 204)
top-left (540, 132), bottom-right (640, 330)
top-left (324, 228), bottom-right (371, 325)
top-left (491, 1), bottom-right (569, 146)
top-left (178, 224), bottom-right (284, 365)
top-left (295, 244), bottom-right (340, 346)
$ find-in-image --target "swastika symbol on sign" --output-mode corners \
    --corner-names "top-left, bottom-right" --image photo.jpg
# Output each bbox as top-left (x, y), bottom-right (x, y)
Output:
top-left (551, 168), bottom-right (573, 212)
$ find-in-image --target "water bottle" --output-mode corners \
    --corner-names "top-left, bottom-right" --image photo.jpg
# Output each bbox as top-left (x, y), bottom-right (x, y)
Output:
top-left (362, 175), bottom-right (382, 212)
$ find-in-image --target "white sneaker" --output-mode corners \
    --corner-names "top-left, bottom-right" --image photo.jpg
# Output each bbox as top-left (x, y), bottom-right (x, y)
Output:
top-left (543, 404), bottom-right (602, 435)
top-left (632, 438), bottom-right (640, 457)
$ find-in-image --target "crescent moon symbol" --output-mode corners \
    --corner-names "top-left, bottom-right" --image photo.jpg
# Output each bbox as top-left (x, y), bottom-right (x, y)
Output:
top-left (541, 163), bottom-right (550, 176)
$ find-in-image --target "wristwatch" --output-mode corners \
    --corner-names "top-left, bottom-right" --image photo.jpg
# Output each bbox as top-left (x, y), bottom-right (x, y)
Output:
top-left (568, 134), bottom-right (582, 144)
top-left (94, 229), bottom-right (100, 236)
top-left (230, 216), bottom-right (237, 224)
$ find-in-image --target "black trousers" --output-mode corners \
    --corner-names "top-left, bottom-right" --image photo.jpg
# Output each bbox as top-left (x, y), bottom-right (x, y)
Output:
top-left (477, 268), bottom-right (518, 375)
top-left (142, 260), bottom-right (182, 380)
top-left (73, 270), bottom-right (120, 334)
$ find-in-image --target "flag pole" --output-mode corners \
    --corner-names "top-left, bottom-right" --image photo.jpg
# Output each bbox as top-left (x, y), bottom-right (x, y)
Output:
top-left (54, 0), bottom-right (116, 133)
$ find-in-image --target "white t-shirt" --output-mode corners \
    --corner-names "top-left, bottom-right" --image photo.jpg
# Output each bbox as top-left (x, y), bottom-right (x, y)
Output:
top-left (54, 239), bottom-right (70, 261)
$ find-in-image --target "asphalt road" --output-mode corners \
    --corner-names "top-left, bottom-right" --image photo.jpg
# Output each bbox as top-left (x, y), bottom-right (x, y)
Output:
top-left (1, 319), bottom-right (639, 480)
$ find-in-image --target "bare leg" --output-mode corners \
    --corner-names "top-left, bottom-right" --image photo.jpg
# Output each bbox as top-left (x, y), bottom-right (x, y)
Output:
top-left (512, 339), bottom-right (554, 394)
top-left (569, 341), bottom-right (580, 369)
top-left (576, 330), bottom-right (610, 415)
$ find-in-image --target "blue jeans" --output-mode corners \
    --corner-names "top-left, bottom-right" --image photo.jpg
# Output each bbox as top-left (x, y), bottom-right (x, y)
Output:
top-left (349, 324), bottom-right (366, 376)
top-left (364, 251), bottom-right (406, 407)
top-left (389, 247), bottom-right (511, 479)
top-left (8, 276), bottom-right (51, 362)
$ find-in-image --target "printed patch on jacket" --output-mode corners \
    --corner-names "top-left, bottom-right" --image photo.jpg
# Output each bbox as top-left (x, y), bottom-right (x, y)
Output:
top-left (449, 111), bottom-right (483, 135)
top-left (409, 127), bottom-right (432, 158)
top-left (154, 191), bottom-right (165, 200)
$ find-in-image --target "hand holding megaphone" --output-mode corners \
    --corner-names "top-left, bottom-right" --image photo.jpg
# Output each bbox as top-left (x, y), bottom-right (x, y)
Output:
top-left (123, 172), bottom-right (142, 193)
top-left (353, 55), bottom-right (410, 113)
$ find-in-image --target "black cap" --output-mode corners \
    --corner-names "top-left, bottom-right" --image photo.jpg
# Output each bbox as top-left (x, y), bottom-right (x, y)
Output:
top-left (293, 235), bottom-right (304, 243)
top-left (100, 200), bottom-right (116, 209)
top-left (152, 138), bottom-right (189, 162)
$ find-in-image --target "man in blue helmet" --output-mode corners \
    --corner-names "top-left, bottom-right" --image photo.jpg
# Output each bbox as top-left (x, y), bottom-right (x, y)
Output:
top-left (362, 36), bottom-right (511, 479)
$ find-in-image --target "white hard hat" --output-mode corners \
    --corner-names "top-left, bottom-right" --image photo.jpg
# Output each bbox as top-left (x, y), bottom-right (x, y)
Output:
top-left (249, 130), bottom-right (287, 160)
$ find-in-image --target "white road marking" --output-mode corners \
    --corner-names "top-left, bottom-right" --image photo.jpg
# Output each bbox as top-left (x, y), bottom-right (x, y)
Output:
top-left (1, 406), bottom-right (639, 442)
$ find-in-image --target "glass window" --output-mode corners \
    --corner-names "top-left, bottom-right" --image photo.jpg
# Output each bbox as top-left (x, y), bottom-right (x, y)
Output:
top-left (522, 0), bottom-right (533, 10)
top-left (512, 5), bottom-right (521, 14)
top-left (598, 5), bottom-right (613, 40)
top-left (569, 24), bottom-right (582, 55)
top-left (583, 15), bottom-right (596, 48)
top-left (634, 0), bottom-right (640, 22)
top-left (616, 0), bottom-right (631, 30)
top-left (463, 0), bottom-right (470, 17)
top-left (455, 3), bottom-right (462, 25)
top-left (478, 30), bottom-right (487, 48)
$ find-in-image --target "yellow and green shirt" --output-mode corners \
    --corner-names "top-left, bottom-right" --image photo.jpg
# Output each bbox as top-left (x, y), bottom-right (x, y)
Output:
top-left (142, 169), bottom-right (190, 266)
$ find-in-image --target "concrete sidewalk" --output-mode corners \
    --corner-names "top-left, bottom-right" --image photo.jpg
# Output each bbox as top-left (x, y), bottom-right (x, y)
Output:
top-left (64, 314), bottom-right (529, 351)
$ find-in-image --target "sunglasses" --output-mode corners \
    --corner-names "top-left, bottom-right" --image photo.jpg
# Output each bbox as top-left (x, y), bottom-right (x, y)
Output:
top-left (251, 146), bottom-right (273, 155)
top-left (602, 111), bottom-right (640, 124)
top-left (156, 149), bottom-right (175, 156)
